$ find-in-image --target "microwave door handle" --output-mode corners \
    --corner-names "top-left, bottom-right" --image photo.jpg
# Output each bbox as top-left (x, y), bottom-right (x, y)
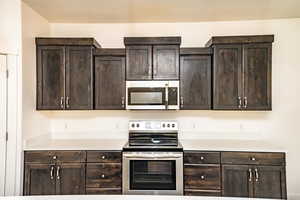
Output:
top-left (165, 83), bottom-right (169, 109)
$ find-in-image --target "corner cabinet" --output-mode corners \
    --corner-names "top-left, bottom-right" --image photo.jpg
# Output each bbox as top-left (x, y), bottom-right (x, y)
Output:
top-left (36, 38), bottom-right (100, 110)
top-left (124, 37), bottom-right (181, 80)
top-left (94, 49), bottom-right (126, 110)
top-left (206, 35), bottom-right (274, 110)
top-left (180, 48), bottom-right (212, 110)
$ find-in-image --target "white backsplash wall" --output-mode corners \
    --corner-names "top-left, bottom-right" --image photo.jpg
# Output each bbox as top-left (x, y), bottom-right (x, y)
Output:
top-left (46, 110), bottom-right (271, 140)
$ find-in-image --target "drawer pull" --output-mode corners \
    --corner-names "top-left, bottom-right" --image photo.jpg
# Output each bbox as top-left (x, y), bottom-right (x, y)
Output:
top-left (50, 166), bottom-right (54, 180)
top-left (248, 168), bottom-right (252, 182)
top-left (200, 175), bottom-right (205, 180)
top-left (101, 174), bottom-right (105, 178)
top-left (255, 168), bottom-right (259, 182)
top-left (52, 155), bottom-right (57, 160)
top-left (250, 157), bottom-right (256, 161)
top-left (56, 166), bottom-right (60, 180)
top-left (101, 155), bottom-right (106, 159)
top-left (200, 156), bottom-right (205, 160)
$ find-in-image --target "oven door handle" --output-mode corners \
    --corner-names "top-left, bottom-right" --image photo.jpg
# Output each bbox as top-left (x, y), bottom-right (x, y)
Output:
top-left (124, 155), bottom-right (182, 159)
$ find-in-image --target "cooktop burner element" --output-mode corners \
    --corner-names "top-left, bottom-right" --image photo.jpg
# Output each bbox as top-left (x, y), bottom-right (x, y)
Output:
top-left (123, 120), bottom-right (182, 151)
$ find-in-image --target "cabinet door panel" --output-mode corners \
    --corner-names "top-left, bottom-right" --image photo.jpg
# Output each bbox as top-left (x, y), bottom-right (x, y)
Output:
top-left (180, 55), bottom-right (211, 109)
top-left (37, 46), bottom-right (65, 110)
top-left (243, 43), bottom-right (272, 110)
top-left (253, 166), bottom-right (286, 199)
top-left (94, 56), bottom-right (125, 109)
top-left (153, 45), bottom-right (179, 80)
top-left (56, 163), bottom-right (85, 195)
top-left (222, 165), bottom-right (252, 198)
top-left (65, 46), bottom-right (93, 110)
top-left (126, 45), bottom-right (152, 80)
top-left (24, 164), bottom-right (56, 195)
top-left (213, 45), bottom-right (242, 110)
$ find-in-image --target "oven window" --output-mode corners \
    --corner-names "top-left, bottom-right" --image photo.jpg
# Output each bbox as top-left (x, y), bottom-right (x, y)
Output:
top-left (130, 160), bottom-right (176, 190)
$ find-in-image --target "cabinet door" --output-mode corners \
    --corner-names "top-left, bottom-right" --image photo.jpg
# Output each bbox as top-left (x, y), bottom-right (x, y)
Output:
top-left (153, 45), bottom-right (179, 80)
top-left (243, 43), bottom-right (272, 110)
top-left (222, 165), bottom-right (253, 198)
top-left (56, 163), bottom-right (85, 195)
top-left (253, 166), bottom-right (286, 199)
top-left (24, 164), bottom-right (56, 195)
top-left (126, 45), bottom-right (152, 80)
top-left (213, 45), bottom-right (242, 110)
top-left (180, 55), bottom-right (211, 109)
top-left (94, 56), bottom-right (125, 109)
top-left (65, 46), bottom-right (93, 110)
top-left (37, 46), bottom-right (65, 110)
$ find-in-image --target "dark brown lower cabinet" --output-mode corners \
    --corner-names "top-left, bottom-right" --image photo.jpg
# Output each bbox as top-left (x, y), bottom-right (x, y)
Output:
top-left (85, 151), bottom-right (122, 195)
top-left (56, 163), bottom-right (86, 195)
top-left (24, 164), bottom-right (56, 195)
top-left (222, 165), bottom-right (286, 199)
top-left (24, 163), bottom-right (85, 195)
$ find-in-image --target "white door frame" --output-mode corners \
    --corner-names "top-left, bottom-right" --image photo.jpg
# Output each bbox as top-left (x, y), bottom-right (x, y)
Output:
top-left (0, 54), bottom-right (8, 196)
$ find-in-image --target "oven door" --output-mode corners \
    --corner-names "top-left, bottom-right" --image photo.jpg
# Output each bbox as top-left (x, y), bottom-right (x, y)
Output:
top-left (122, 152), bottom-right (183, 195)
top-left (126, 81), bottom-right (179, 110)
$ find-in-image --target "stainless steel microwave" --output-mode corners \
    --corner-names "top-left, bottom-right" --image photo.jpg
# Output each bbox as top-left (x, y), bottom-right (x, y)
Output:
top-left (126, 81), bottom-right (180, 110)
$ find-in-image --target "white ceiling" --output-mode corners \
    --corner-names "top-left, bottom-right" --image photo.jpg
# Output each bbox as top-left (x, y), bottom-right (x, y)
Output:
top-left (23, 0), bottom-right (300, 23)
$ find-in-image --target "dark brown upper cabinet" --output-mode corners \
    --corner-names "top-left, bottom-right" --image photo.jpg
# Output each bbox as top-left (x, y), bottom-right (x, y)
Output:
top-left (124, 37), bottom-right (181, 80)
top-left (153, 45), bottom-right (179, 80)
top-left (180, 48), bottom-right (212, 110)
top-left (94, 49), bottom-right (126, 110)
top-left (206, 35), bottom-right (273, 111)
top-left (36, 38), bottom-right (100, 110)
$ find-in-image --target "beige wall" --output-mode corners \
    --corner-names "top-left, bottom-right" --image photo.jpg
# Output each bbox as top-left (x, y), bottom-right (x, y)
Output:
top-left (46, 19), bottom-right (300, 198)
top-left (0, 0), bottom-right (21, 54)
top-left (22, 2), bottom-right (51, 141)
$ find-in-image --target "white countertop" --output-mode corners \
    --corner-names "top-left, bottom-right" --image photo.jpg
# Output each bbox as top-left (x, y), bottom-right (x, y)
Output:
top-left (24, 138), bottom-right (286, 152)
top-left (0, 195), bottom-right (277, 200)
top-left (24, 139), bottom-right (127, 151)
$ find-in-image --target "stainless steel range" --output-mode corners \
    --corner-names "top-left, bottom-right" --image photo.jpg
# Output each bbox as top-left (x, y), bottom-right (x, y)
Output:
top-left (122, 120), bottom-right (183, 196)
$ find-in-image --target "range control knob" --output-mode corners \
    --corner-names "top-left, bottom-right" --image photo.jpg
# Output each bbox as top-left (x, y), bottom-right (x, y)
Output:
top-left (136, 123), bottom-right (140, 128)
top-left (131, 123), bottom-right (135, 128)
top-left (167, 124), bottom-right (170, 128)
top-left (162, 123), bottom-right (166, 128)
top-left (172, 124), bottom-right (175, 128)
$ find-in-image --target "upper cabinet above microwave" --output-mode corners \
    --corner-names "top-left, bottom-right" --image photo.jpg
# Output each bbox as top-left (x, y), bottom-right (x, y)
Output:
top-left (124, 37), bottom-right (181, 80)
top-left (206, 35), bottom-right (274, 110)
top-left (36, 38), bottom-right (100, 110)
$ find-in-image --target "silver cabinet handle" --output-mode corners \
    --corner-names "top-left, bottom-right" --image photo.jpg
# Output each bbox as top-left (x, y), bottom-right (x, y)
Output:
top-left (56, 166), bottom-right (60, 180)
top-left (52, 155), bottom-right (57, 160)
top-left (200, 156), bottom-right (205, 160)
top-left (244, 97), bottom-right (248, 109)
top-left (180, 96), bottom-right (184, 108)
top-left (248, 168), bottom-right (253, 182)
top-left (60, 97), bottom-right (64, 109)
top-left (255, 168), bottom-right (259, 182)
top-left (50, 166), bottom-right (54, 180)
top-left (238, 96), bottom-right (242, 109)
top-left (66, 97), bottom-right (70, 108)
top-left (101, 174), bottom-right (105, 179)
top-left (165, 83), bottom-right (169, 109)
top-left (200, 175), bottom-right (205, 180)
top-left (250, 157), bottom-right (256, 161)
top-left (121, 97), bottom-right (125, 108)
top-left (101, 155), bottom-right (106, 160)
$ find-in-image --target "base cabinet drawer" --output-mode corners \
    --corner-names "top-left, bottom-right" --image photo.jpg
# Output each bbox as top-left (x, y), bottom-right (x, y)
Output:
top-left (184, 164), bottom-right (221, 190)
top-left (185, 189), bottom-right (221, 196)
top-left (87, 151), bottom-right (122, 163)
top-left (221, 152), bottom-right (285, 165)
top-left (86, 188), bottom-right (122, 195)
top-left (86, 163), bottom-right (122, 188)
top-left (184, 151), bottom-right (220, 164)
